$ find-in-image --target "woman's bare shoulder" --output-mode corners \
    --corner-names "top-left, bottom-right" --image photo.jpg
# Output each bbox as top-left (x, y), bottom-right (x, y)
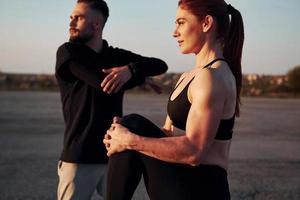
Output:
top-left (189, 68), bottom-right (226, 101)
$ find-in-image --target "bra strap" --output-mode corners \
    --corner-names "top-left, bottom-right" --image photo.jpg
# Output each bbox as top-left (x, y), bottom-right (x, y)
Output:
top-left (174, 77), bottom-right (185, 90)
top-left (202, 58), bottom-right (226, 69)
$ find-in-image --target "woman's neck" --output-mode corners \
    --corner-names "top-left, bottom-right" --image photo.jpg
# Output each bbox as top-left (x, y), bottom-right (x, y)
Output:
top-left (195, 41), bottom-right (223, 68)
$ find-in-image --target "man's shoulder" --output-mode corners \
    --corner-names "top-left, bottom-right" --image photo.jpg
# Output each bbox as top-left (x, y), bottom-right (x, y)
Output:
top-left (59, 42), bottom-right (93, 53)
top-left (56, 43), bottom-right (71, 62)
top-left (55, 42), bottom-right (86, 71)
top-left (56, 42), bottom-right (68, 54)
top-left (57, 42), bottom-right (98, 62)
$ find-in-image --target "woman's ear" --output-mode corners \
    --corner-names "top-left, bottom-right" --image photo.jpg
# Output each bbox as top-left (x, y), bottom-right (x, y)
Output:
top-left (202, 15), bottom-right (214, 33)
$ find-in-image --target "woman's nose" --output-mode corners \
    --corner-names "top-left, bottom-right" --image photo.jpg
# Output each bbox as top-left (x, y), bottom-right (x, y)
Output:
top-left (172, 28), bottom-right (179, 38)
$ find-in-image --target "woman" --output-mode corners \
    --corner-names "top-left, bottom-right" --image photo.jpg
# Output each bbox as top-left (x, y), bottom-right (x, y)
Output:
top-left (104, 0), bottom-right (244, 199)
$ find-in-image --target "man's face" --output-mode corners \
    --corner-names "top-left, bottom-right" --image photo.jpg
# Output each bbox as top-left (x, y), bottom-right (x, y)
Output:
top-left (69, 3), bottom-right (104, 43)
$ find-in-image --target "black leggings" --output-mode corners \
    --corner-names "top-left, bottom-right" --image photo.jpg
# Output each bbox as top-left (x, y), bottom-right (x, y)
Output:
top-left (107, 114), bottom-right (230, 200)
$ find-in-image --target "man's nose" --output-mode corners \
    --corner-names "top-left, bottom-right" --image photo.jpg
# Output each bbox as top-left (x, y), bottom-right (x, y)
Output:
top-left (69, 18), bottom-right (76, 27)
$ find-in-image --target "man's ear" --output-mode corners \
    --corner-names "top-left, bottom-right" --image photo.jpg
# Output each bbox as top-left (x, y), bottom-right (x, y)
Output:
top-left (202, 15), bottom-right (214, 33)
top-left (93, 15), bottom-right (105, 31)
top-left (93, 20), bottom-right (100, 31)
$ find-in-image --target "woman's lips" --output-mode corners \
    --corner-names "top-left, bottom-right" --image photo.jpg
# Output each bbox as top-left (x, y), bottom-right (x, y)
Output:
top-left (178, 40), bottom-right (184, 46)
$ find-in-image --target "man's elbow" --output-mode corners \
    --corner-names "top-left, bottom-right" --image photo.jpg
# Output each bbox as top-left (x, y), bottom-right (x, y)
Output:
top-left (159, 60), bottom-right (168, 74)
top-left (152, 59), bottom-right (168, 75)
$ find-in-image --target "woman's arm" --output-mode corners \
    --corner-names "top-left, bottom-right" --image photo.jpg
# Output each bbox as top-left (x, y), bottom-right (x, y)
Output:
top-left (104, 69), bottom-right (226, 166)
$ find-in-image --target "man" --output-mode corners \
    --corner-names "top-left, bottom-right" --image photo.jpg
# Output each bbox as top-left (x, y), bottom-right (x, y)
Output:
top-left (55, 0), bottom-right (168, 199)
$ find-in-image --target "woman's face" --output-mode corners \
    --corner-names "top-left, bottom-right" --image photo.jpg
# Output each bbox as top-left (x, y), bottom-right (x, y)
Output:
top-left (173, 7), bottom-right (204, 54)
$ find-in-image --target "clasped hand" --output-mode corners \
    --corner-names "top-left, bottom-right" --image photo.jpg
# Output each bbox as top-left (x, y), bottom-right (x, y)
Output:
top-left (103, 117), bottom-right (132, 156)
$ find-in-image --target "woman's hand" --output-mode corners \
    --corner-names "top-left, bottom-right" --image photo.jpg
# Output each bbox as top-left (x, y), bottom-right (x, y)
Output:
top-left (103, 122), bottom-right (135, 156)
top-left (161, 127), bottom-right (173, 137)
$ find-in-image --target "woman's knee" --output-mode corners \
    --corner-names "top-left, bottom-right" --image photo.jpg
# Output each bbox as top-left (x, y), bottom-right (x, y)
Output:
top-left (121, 114), bottom-right (165, 138)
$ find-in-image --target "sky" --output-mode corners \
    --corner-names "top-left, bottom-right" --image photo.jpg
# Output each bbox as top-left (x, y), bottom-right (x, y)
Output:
top-left (1, 0), bottom-right (300, 75)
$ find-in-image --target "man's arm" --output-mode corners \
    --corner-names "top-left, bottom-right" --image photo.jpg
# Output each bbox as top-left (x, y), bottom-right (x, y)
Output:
top-left (69, 61), bottom-right (106, 90)
top-left (56, 42), bottom-right (168, 93)
top-left (103, 48), bottom-right (168, 91)
top-left (55, 43), bottom-right (105, 91)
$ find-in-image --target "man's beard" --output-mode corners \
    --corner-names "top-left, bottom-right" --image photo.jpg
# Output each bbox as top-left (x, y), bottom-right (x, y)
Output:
top-left (69, 30), bottom-right (94, 44)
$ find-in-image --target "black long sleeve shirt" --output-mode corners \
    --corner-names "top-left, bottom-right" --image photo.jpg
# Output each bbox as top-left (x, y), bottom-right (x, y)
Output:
top-left (55, 40), bottom-right (168, 163)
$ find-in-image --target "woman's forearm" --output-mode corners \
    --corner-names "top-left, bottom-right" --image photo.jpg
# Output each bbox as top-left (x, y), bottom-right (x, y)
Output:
top-left (127, 134), bottom-right (202, 166)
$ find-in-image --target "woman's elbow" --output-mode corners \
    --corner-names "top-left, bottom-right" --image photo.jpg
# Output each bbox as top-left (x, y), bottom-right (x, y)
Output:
top-left (187, 152), bottom-right (201, 166)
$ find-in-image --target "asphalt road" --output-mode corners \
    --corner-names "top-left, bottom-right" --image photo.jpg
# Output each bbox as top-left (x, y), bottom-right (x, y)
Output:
top-left (0, 91), bottom-right (299, 200)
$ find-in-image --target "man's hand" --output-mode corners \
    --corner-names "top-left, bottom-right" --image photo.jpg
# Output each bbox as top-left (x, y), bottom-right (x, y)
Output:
top-left (101, 66), bottom-right (132, 94)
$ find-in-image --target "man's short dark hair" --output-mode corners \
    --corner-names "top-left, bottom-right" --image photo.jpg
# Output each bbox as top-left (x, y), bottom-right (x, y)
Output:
top-left (77, 0), bottom-right (109, 21)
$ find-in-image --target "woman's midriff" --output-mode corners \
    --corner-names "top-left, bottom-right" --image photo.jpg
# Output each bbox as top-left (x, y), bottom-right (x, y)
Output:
top-left (199, 140), bottom-right (231, 171)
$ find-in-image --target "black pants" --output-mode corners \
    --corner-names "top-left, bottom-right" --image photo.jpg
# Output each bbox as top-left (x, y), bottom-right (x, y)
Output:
top-left (107, 114), bottom-right (230, 200)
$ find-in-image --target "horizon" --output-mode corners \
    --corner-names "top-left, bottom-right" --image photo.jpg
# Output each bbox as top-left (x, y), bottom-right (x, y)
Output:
top-left (0, 71), bottom-right (290, 77)
top-left (1, 0), bottom-right (300, 75)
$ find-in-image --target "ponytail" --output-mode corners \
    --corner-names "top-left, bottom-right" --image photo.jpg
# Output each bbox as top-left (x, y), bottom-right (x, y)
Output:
top-left (223, 4), bottom-right (244, 116)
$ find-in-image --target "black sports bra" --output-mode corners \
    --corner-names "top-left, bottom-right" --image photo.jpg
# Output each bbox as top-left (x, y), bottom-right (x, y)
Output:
top-left (167, 58), bottom-right (235, 140)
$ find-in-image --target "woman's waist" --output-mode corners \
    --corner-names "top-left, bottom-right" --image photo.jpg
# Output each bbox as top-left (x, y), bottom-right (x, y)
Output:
top-left (199, 140), bottom-right (231, 171)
